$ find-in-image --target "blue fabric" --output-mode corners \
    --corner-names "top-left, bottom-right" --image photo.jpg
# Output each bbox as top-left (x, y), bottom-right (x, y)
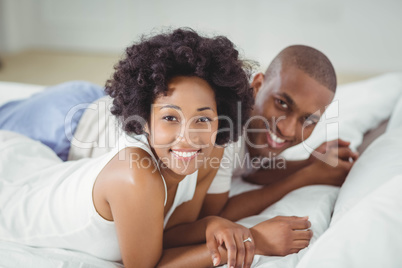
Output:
top-left (0, 81), bottom-right (105, 161)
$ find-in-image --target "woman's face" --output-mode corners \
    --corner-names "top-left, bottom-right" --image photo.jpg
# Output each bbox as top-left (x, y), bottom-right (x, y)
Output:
top-left (147, 76), bottom-right (219, 177)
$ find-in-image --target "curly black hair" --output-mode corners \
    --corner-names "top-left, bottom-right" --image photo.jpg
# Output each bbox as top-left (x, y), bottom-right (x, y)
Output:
top-left (105, 28), bottom-right (255, 145)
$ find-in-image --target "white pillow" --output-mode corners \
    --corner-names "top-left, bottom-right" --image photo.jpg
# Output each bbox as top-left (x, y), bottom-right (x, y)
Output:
top-left (227, 177), bottom-right (339, 268)
top-left (281, 73), bottom-right (402, 160)
top-left (236, 184), bottom-right (339, 242)
top-left (387, 94), bottom-right (402, 132)
top-left (296, 174), bottom-right (402, 268)
top-left (68, 96), bottom-right (119, 160)
top-left (331, 125), bottom-right (402, 225)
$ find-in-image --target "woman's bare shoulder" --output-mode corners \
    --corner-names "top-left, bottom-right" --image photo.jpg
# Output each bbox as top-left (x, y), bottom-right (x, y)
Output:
top-left (94, 147), bottom-right (165, 218)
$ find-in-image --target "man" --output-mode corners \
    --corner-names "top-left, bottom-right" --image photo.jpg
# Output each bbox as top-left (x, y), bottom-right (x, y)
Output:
top-left (199, 45), bottom-right (358, 221)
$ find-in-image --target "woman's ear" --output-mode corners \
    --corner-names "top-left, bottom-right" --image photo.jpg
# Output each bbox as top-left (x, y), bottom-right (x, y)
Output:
top-left (143, 123), bottom-right (150, 136)
top-left (250, 72), bottom-right (265, 98)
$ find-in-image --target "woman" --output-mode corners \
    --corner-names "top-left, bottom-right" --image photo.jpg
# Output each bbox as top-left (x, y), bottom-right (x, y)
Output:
top-left (0, 28), bottom-right (265, 267)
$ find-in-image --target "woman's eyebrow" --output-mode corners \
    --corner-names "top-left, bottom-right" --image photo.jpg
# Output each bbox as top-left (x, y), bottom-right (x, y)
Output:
top-left (197, 107), bottom-right (214, 112)
top-left (159, 104), bottom-right (181, 110)
top-left (159, 105), bottom-right (215, 112)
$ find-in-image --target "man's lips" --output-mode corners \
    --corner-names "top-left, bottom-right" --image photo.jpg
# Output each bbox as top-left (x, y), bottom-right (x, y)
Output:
top-left (266, 129), bottom-right (290, 149)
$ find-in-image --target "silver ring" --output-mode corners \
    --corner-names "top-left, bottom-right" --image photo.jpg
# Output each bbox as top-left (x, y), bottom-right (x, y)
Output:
top-left (243, 237), bottom-right (252, 243)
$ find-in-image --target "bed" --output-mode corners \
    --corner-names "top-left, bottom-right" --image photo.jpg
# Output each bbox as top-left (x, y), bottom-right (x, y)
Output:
top-left (1, 73), bottom-right (402, 268)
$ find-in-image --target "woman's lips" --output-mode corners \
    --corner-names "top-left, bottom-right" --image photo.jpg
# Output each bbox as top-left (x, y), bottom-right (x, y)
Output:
top-left (170, 149), bottom-right (201, 160)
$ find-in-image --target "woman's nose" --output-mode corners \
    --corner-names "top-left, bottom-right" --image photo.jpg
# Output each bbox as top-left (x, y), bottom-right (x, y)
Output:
top-left (176, 125), bottom-right (201, 145)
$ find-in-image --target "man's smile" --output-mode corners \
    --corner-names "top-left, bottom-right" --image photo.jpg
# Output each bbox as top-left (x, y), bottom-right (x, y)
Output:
top-left (266, 129), bottom-right (291, 149)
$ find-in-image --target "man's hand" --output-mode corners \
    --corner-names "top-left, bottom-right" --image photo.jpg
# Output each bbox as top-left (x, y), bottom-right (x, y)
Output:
top-left (250, 216), bottom-right (312, 256)
top-left (307, 139), bottom-right (359, 186)
top-left (308, 139), bottom-right (357, 163)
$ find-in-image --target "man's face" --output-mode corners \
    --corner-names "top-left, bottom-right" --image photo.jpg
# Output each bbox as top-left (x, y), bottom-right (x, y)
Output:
top-left (245, 66), bottom-right (334, 157)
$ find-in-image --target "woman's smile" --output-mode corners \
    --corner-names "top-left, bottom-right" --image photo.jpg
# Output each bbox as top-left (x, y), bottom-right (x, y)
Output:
top-left (170, 148), bottom-right (201, 160)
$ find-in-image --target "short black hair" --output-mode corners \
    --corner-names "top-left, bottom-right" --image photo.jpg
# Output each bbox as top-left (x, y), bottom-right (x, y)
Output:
top-left (105, 28), bottom-right (255, 145)
top-left (265, 45), bottom-right (337, 92)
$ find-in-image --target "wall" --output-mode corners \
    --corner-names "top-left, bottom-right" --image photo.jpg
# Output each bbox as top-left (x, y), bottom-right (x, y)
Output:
top-left (0, 0), bottom-right (401, 74)
top-left (0, 0), bottom-right (36, 53)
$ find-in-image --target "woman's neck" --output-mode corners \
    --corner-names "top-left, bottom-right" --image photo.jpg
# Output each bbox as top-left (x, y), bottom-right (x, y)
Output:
top-left (159, 165), bottom-right (186, 190)
top-left (148, 144), bottom-right (187, 189)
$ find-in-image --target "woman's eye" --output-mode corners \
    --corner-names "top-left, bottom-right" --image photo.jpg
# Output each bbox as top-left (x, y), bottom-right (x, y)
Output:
top-left (276, 99), bottom-right (288, 109)
top-left (163, 116), bottom-right (178, 122)
top-left (197, 117), bottom-right (212, 123)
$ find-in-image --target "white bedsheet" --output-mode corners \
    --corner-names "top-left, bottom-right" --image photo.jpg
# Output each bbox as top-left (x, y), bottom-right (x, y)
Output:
top-left (0, 81), bottom-right (338, 267)
top-left (0, 82), bottom-right (123, 268)
top-left (0, 79), bottom-right (397, 268)
top-left (1, 82), bottom-right (124, 268)
top-left (0, 240), bottom-right (123, 268)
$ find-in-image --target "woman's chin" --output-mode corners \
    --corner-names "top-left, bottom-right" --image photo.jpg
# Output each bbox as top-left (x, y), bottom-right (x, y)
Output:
top-left (170, 166), bottom-right (199, 176)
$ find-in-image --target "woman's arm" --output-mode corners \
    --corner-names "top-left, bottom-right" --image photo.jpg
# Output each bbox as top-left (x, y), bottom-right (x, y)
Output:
top-left (163, 216), bottom-right (211, 248)
top-left (100, 148), bottom-right (166, 268)
top-left (158, 244), bottom-right (227, 268)
top-left (198, 192), bottom-right (229, 218)
top-left (164, 215), bottom-right (255, 267)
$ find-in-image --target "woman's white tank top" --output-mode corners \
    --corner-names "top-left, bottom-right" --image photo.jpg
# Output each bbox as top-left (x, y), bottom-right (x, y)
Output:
top-left (0, 130), bottom-right (198, 261)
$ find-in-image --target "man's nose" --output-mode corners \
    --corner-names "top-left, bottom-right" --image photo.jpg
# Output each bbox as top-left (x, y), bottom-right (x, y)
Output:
top-left (276, 115), bottom-right (297, 138)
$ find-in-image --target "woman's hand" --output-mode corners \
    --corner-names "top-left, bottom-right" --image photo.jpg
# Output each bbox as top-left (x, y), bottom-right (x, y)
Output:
top-left (250, 216), bottom-right (312, 256)
top-left (205, 216), bottom-right (255, 268)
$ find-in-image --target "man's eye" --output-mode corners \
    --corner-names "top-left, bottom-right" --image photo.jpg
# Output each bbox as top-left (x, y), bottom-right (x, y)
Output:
top-left (304, 117), bottom-right (317, 126)
top-left (163, 116), bottom-right (178, 122)
top-left (276, 99), bottom-right (288, 109)
top-left (197, 117), bottom-right (212, 123)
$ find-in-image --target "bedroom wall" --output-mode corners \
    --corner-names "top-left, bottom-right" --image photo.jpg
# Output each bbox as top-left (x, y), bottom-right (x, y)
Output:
top-left (0, 0), bottom-right (8, 53)
top-left (0, 0), bottom-right (401, 75)
top-left (0, 0), bottom-right (36, 53)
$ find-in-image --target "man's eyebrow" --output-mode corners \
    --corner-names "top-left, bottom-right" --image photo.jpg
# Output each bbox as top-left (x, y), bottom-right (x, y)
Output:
top-left (159, 104), bottom-right (181, 110)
